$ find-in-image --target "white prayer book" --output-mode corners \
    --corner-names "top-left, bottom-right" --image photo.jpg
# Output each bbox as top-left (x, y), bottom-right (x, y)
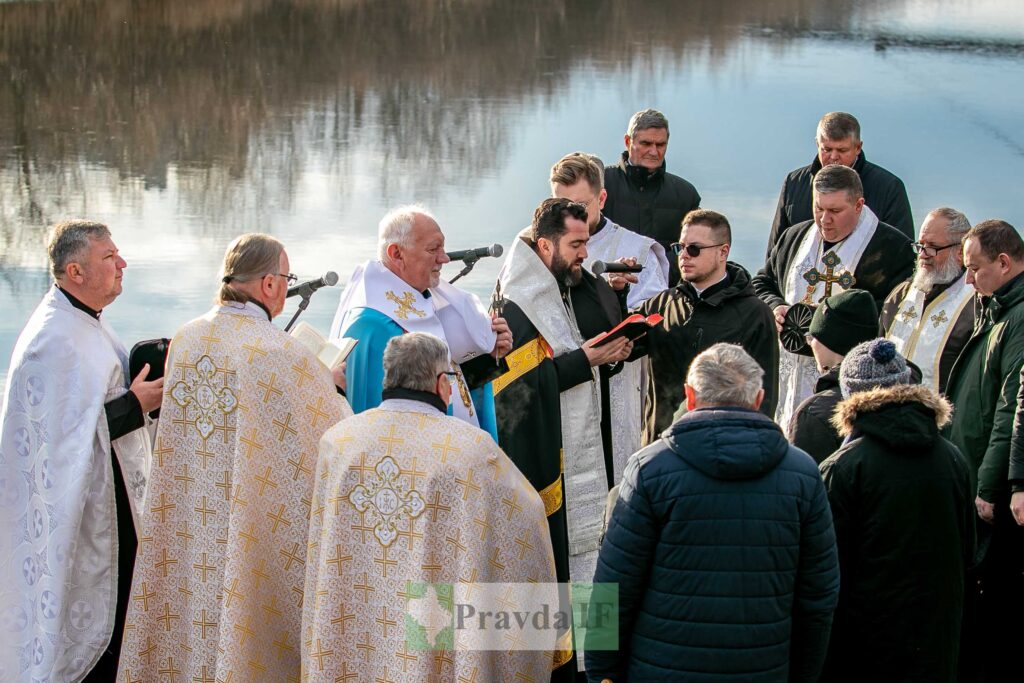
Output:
top-left (289, 321), bottom-right (357, 370)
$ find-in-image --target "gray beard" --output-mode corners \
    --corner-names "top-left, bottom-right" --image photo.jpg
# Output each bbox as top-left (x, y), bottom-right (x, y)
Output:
top-left (911, 258), bottom-right (963, 292)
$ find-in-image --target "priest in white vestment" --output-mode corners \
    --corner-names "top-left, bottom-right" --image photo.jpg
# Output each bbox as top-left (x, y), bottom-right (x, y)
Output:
top-left (0, 220), bottom-right (161, 682)
top-left (330, 205), bottom-right (511, 440)
top-left (302, 332), bottom-right (555, 682)
top-left (753, 164), bottom-right (915, 433)
top-left (550, 152), bottom-right (669, 482)
top-left (117, 234), bottom-right (352, 683)
top-left (882, 207), bottom-right (976, 393)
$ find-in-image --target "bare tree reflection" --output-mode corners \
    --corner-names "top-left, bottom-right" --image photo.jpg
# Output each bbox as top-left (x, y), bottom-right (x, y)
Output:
top-left (0, 0), bottom-right (902, 266)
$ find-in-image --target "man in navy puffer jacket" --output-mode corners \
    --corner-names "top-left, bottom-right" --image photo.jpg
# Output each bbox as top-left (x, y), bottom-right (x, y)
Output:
top-left (586, 343), bottom-right (839, 682)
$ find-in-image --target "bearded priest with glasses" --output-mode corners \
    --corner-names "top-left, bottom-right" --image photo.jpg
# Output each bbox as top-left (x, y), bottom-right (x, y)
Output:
top-left (880, 207), bottom-right (977, 394)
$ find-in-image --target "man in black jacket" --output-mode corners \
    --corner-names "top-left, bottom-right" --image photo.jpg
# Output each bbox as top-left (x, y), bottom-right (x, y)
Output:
top-left (602, 108), bottom-right (701, 285)
top-left (768, 111), bottom-right (913, 256)
top-left (790, 289), bottom-right (879, 462)
top-left (821, 339), bottom-right (974, 683)
top-left (636, 209), bottom-right (778, 444)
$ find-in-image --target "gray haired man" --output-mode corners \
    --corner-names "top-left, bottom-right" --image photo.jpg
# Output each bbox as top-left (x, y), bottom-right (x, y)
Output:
top-left (768, 111), bottom-right (914, 253)
top-left (586, 343), bottom-right (839, 682)
top-left (302, 332), bottom-right (556, 682)
top-left (602, 108), bottom-right (701, 285)
top-left (881, 207), bottom-right (976, 393)
top-left (0, 220), bottom-right (162, 681)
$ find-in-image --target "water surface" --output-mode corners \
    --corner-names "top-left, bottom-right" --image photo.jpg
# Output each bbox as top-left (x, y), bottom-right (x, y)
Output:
top-left (2, 0), bottom-right (1022, 382)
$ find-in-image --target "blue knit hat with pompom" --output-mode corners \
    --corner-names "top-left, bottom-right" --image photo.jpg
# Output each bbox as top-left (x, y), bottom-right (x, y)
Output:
top-left (839, 338), bottom-right (912, 398)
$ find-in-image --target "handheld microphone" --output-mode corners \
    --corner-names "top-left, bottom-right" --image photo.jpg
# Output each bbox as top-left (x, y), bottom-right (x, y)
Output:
top-left (591, 260), bottom-right (644, 276)
top-left (446, 244), bottom-right (504, 262)
top-left (287, 271), bottom-right (339, 298)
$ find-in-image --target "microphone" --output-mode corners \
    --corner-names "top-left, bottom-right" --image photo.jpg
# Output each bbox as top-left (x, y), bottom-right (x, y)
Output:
top-left (446, 244), bottom-right (503, 262)
top-left (287, 271), bottom-right (339, 298)
top-left (591, 260), bottom-right (644, 276)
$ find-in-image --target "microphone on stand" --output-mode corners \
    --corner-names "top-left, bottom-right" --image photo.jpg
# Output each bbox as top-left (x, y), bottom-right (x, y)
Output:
top-left (446, 244), bottom-right (504, 262)
top-left (591, 261), bottom-right (644, 276)
top-left (287, 271), bottom-right (339, 299)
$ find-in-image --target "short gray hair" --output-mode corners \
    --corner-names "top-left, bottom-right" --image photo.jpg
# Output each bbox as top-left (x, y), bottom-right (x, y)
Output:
top-left (382, 333), bottom-right (449, 393)
top-left (378, 204), bottom-right (435, 261)
top-left (627, 109), bottom-right (669, 139)
top-left (686, 343), bottom-right (763, 408)
top-left (927, 207), bottom-right (971, 240)
top-left (47, 220), bottom-right (111, 280)
top-left (816, 112), bottom-right (861, 142)
top-left (813, 164), bottom-right (864, 201)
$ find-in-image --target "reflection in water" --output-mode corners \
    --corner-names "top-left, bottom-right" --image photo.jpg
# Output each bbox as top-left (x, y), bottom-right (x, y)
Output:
top-left (0, 0), bottom-right (903, 266)
top-left (0, 0), bottom-right (1022, 384)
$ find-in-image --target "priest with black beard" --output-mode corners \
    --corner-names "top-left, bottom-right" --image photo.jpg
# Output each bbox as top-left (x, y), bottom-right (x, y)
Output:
top-left (492, 198), bottom-right (634, 681)
top-left (753, 163), bottom-right (914, 434)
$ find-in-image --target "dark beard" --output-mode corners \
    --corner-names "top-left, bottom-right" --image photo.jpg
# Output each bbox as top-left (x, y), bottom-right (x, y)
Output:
top-left (551, 251), bottom-right (582, 287)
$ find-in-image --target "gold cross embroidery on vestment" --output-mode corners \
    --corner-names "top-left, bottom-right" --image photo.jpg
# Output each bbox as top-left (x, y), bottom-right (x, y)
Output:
top-left (385, 290), bottom-right (426, 320)
top-left (348, 456), bottom-right (426, 547)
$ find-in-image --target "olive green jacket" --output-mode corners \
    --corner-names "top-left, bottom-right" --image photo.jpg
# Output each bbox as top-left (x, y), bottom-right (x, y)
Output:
top-left (945, 272), bottom-right (1024, 504)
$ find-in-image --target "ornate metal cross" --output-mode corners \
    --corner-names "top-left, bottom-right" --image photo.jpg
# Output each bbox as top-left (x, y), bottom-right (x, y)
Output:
top-left (802, 250), bottom-right (856, 304)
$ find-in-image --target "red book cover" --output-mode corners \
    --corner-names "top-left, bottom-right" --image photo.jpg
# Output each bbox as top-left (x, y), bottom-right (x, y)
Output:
top-left (590, 313), bottom-right (663, 347)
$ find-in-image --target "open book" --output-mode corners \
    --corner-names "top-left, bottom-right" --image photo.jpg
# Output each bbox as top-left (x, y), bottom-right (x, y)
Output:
top-left (590, 313), bottom-right (664, 347)
top-left (290, 321), bottom-right (358, 370)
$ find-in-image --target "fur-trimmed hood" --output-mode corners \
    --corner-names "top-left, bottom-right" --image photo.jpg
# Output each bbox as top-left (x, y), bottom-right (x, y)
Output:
top-left (831, 383), bottom-right (952, 445)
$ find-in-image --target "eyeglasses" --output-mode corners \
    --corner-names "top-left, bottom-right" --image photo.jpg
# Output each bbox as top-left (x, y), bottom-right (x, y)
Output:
top-left (436, 371), bottom-right (458, 383)
top-left (911, 242), bottom-right (959, 257)
top-left (670, 242), bottom-right (725, 257)
top-left (273, 273), bottom-right (299, 285)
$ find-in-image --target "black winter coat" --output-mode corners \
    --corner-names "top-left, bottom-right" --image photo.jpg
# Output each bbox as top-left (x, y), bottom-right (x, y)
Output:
top-left (586, 407), bottom-right (840, 683)
top-left (768, 151), bottom-right (914, 257)
top-left (820, 384), bottom-right (974, 683)
top-left (636, 262), bottom-right (779, 444)
top-left (789, 369), bottom-right (843, 463)
top-left (603, 151), bottom-right (700, 285)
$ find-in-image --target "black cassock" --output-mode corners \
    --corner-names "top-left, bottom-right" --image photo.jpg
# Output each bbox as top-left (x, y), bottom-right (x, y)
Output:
top-left (494, 270), bottom-right (625, 680)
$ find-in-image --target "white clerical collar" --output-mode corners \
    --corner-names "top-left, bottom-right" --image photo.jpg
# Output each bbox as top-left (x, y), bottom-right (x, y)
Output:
top-left (692, 272), bottom-right (728, 298)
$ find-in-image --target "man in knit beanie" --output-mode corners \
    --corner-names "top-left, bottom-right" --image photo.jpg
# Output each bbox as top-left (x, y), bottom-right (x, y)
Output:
top-left (819, 337), bottom-right (973, 682)
top-left (788, 289), bottom-right (879, 462)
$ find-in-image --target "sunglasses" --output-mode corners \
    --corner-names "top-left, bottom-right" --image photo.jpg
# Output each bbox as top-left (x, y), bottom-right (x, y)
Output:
top-left (670, 242), bottom-right (725, 257)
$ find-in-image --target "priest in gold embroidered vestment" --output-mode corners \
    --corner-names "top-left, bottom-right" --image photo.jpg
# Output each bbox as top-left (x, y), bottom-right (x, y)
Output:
top-left (302, 333), bottom-right (556, 682)
top-left (117, 234), bottom-right (352, 683)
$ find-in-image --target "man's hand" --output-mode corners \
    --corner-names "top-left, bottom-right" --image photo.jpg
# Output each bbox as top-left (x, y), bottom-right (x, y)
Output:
top-left (332, 361), bottom-right (347, 393)
top-left (490, 316), bottom-right (513, 359)
top-left (129, 363), bottom-right (165, 414)
top-left (1011, 491), bottom-right (1024, 526)
top-left (976, 496), bottom-right (995, 524)
top-left (606, 257), bottom-right (640, 291)
top-left (583, 335), bottom-right (632, 367)
top-left (773, 304), bottom-right (790, 333)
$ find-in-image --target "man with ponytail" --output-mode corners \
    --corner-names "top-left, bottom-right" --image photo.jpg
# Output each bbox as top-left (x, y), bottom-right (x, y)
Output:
top-left (117, 233), bottom-right (352, 682)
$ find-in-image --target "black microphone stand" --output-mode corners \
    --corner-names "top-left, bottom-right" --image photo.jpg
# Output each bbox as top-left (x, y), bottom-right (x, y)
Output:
top-left (448, 255), bottom-right (481, 285)
top-left (284, 293), bottom-right (313, 333)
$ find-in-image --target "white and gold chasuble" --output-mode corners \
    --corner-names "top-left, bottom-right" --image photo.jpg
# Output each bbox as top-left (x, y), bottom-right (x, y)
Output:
top-left (886, 273), bottom-right (975, 392)
top-left (777, 207), bottom-right (879, 434)
top-left (117, 302), bottom-right (351, 683)
top-left (302, 400), bottom-right (555, 682)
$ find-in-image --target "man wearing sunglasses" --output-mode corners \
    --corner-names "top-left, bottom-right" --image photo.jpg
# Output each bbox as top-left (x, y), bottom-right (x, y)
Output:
top-left (880, 207), bottom-right (976, 393)
top-left (634, 209), bottom-right (778, 444)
